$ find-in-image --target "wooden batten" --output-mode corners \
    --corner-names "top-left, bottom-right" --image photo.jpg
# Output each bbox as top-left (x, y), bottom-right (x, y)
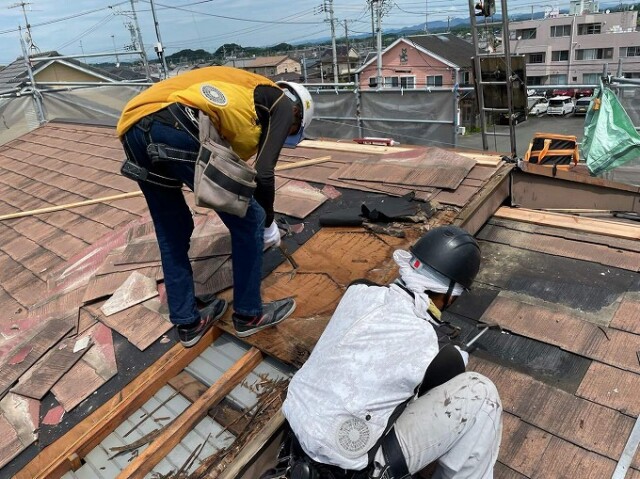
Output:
top-left (117, 347), bottom-right (263, 479)
top-left (16, 329), bottom-right (223, 479)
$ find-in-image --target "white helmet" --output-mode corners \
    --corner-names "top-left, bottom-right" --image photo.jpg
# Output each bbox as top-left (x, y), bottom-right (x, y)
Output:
top-left (276, 81), bottom-right (314, 146)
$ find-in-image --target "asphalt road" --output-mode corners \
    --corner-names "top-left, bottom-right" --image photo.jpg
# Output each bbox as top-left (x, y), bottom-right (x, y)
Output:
top-left (456, 113), bottom-right (587, 159)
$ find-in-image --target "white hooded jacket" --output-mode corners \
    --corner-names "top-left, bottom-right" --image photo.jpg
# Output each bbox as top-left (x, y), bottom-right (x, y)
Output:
top-left (282, 282), bottom-right (440, 470)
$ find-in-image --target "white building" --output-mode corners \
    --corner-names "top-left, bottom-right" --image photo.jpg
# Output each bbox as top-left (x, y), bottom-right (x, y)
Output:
top-left (506, 9), bottom-right (640, 86)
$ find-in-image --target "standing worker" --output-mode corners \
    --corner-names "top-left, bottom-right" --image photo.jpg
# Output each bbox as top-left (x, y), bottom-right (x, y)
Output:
top-left (269, 226), bottom-right (502, 479)
top-left (116, 66), bottom-right (314, 347)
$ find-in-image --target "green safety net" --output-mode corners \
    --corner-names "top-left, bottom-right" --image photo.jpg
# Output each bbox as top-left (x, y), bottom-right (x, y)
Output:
top-left (582, 80), bottom-right (640, 176)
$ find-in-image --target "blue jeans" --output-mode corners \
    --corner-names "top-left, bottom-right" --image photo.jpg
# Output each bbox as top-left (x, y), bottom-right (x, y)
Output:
top-left (122, 118), bottom-right (265, 325)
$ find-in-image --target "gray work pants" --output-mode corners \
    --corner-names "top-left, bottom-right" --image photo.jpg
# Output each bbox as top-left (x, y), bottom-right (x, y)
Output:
top-left (373, 372), bottom-right (503, 479)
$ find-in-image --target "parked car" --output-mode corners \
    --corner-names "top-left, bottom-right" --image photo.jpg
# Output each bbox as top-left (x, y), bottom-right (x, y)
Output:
top-left (528, 96), bottom-right (549, 116)
top-left (498, 110), bottom-right (527, 125)
top-left (575, 88), bottom-right (594, 99)
top-left (574, 96), bottom-right (593, 115)
top-left (552, 88), bottom-right (576, 98)
top-left (547, 96), bottom-right (575, 116)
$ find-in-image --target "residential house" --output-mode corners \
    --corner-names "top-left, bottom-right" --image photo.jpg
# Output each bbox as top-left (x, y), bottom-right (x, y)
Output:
top-left (318, 46), bottom-right (360, 83)
top-left (0, 51), bottom-right (125, 94)
top-left (223, 55), bottom-right (301, 78)
top-left (507, 9), bottom-right (640, 86)
top-left (355, 33), bottom-right (476, 90)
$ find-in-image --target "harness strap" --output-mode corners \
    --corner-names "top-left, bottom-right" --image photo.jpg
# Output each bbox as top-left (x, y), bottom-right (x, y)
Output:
top-left (381, 428), bottom-right (411, 479)
top-left (147, 143), bottom-right (198, 164)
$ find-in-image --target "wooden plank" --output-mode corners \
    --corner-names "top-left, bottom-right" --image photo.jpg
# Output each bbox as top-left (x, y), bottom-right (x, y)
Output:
top-left (494, 207), bottom-right (640, 241)
top-left (218, 410), bottom-right (286, 479)
top-left (117, 347), bottom-right (263, 479)
top-left (477, 223), bottom-right (640, 272)
top-left (15, 329), bottom-right (223, 479)
top-left (454, 163), bottom-right (512, 235)
top-left (167, 371), bottom-right (250, 436)
top-left (274, 155), bottom-right (332, 171)
top-left (457, 151), bottom-right (504, 166)
top-left (298, 139), bottom-right (413, 154)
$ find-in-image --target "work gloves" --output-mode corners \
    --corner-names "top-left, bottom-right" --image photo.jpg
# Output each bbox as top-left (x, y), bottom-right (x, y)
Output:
top-left (263, 221), bottom-right (281, 249)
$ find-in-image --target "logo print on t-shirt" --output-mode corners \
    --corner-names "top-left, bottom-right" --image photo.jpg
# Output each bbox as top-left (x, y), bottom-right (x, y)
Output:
top-left (201, 85), bottom-right (227, 106)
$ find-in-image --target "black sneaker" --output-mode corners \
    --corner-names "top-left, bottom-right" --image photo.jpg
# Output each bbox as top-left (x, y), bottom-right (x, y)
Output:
top-left (177, 298), bottom-right (228, 348)
top-left (232, 298), bottom-right (296, 338)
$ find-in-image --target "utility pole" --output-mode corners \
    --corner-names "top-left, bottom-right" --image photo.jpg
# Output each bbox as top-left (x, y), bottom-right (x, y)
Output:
top-left (149, 0), bottom-right (168, 79)
top-left (326, 0), bottom-right (339, 84)
top-left (111, 35), bottom-right (120, 66)
top-left (425, 0), bottom-right (429, 33)
top-left (129, 0), bottom-right (151, 81)
top-left (370, 1), bottom-right (375, 48)
top-left (344, 20), bottom-right (351, 81)
top-left (375, 0), bottom-right (383, 88)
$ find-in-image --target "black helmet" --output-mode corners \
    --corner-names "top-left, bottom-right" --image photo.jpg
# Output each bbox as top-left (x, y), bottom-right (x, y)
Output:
top-left (409, 225), bottom-right (481, 289)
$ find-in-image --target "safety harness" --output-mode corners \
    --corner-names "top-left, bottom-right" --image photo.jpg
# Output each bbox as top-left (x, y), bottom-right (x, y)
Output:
top-left (265, 280), bottom-right (465, 479)
top-left (120, 103), bottom-right (200, 188)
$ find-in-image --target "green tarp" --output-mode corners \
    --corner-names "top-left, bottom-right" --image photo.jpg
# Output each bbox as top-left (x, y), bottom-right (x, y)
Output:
top-left (582, 80), bottom-right (640, 176)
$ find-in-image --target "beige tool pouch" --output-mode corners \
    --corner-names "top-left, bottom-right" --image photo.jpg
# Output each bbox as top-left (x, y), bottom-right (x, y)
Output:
top-left (194, 111), bottom-right (257, 217)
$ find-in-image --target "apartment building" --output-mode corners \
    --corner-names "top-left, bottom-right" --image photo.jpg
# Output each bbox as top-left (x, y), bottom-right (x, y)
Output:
top-left (507, 9), bottom-right (640, 86)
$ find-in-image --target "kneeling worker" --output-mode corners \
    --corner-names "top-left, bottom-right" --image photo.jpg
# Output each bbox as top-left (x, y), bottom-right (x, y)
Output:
top-left (279, 226), bottom-right (503, 479)
top-left (117, 66), bottom-right (314, 347)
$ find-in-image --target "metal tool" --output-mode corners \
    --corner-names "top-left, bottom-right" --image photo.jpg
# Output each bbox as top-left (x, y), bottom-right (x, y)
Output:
top-left (463, 321), bottom-right (501, 351)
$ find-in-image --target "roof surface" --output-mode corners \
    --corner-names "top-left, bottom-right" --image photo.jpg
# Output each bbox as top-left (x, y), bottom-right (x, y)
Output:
top-left (1, 116), bottom-right (639, 479)
top-left (406, 33), bottom-right (477, 69)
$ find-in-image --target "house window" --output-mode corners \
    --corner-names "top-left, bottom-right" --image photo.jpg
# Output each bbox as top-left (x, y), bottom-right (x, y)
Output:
top-left (384, 76), bottom-right (399, 88)
top-left (426, 75), bottom-right (443, 87)
top-left (400, 76), bottom-right (415, 89)
top-left (621, 46), bottom-right (640, 57)
top-left (511, 28), bottom-right (536, 40)
top-left (528, 52), bottom-right (545, 64)
top-left (549, 74), bottom-right (568, 84)
top-left (583, 73), bottom-right (600, 83)
top-left (527, 76), bottom-right (544, 85)
top-left (550, 25), bottom-right (571, 37)
top-left (369, 77), bottom-right (378, 88)
top-left (575, 48), bottom-right (613, 60)
top-left (460, 71), bottom-right (470, 85)
top-left (578, 23), bottom-right (601, 35)
top-left (552, 50), bottom-right (569, 61)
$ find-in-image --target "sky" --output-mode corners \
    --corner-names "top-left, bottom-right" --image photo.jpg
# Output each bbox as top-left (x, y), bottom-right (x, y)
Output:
top-left (0, 0), bottom-right (626, 65)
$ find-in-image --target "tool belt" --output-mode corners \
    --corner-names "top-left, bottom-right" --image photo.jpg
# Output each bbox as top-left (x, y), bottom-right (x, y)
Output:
top-left (194, 110), bottom-right (257, 218)
top-left (261, 426), bottom-right (373, 479)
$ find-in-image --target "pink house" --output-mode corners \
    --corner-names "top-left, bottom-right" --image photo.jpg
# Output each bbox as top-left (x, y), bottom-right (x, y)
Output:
top-left (356, 33), bottom-right (477, 90)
